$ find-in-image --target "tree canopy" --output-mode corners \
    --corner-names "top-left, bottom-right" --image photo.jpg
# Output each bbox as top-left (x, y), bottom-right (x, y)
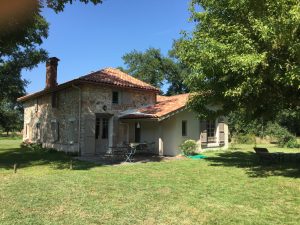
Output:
top-left (120, 48), bottom-right (189, 95)
top-left (177, 0), bottom-right (300, 120)
top-left (0, 0), bottom-right (102, 131)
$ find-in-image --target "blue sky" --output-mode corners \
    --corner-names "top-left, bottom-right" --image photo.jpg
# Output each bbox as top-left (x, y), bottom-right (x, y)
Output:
top-left (22, 0), bottom-right (194, 94)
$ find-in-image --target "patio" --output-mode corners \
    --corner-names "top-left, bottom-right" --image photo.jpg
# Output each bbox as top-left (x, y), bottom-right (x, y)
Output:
top-left (74, 153), bottom-right (185, 166)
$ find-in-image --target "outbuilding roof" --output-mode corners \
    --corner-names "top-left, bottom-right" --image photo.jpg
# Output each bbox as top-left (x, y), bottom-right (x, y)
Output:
top-left (120, 93), bottom-right (190, 121)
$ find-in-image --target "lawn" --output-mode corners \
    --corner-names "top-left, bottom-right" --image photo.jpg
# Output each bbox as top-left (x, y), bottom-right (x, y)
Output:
top-left (0, 138), bottom-right (299, 225)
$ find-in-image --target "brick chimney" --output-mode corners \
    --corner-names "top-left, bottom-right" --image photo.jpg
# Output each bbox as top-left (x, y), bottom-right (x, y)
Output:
top-left (45, 57), bottom-right (59, 89)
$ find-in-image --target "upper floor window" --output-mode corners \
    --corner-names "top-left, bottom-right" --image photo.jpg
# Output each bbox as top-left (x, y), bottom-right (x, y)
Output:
top-left (112, 91), bottom-right (119, 104)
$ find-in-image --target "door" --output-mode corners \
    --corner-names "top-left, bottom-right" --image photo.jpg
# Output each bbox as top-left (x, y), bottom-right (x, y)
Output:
top-left (83, 114), bottom-right (96, 155)
top-left (95, 116), bottom-right (109, 154)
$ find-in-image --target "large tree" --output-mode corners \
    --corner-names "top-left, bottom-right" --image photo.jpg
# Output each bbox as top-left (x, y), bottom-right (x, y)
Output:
top-left (0, 0), bottom-right (102, 102)
top-left (0, 0), bottom-right (102, 131)
top-left (121, 48), bottom-right (189, 95)
top-left (177, 0), bottom-right (300, 120)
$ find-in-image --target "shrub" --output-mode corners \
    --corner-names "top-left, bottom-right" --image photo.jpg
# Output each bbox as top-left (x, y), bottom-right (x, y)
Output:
top-left (233, 133), bottom-right (256, 144)
top-left (265, 123), bottom-right (298, 148)
top-left (21, 142), bottom-right (62, 153)
top-left (180, 140), bottom-right (198, 155)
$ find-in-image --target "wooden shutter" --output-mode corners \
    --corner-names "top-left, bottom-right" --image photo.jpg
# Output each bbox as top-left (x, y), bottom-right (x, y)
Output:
top-left (218, 118), bottom-right (225, 144)
top-left (83, 114), bottom-right (95, 155)
top-left (200, 121), bottom-right (207, 143)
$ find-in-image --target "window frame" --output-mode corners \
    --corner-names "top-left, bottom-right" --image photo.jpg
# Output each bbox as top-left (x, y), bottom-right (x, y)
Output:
top-left (95, 118), bottom-right (100, 139)
top-left (134, 122), bottom-right (141, 142)
top-left (112, 91), bottom-right (119, 104)
top-left (101, 118), bottom-right (109, 139)
top-left (206, 120), bottom-right (216, 143)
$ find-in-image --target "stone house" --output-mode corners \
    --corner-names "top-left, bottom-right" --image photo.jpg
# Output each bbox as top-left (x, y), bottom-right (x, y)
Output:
top-left (17, 57), bottom-right (229, 156)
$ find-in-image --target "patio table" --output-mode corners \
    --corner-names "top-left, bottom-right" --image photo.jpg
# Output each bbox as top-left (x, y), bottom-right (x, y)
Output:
top-left (125, 143), bottom-right (148, 162)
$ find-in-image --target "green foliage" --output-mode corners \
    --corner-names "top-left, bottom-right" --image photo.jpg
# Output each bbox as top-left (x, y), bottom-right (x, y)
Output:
top-left (265, 123), bottom-right (299, 148)
top-left (121, 48), bottom-right (165, 88)
top-left (21, 142), bottom-right (43, 151)
top-left (228, 111), bottom-right (264, 137)
top-left (177, 0), bottom-right (300, 120)
top-left (233, 133), bottom-right (256, 145)
top-left (45, 0), bottom-right (102, 12)
top-left (0, 0), bottom-right (102, 132)
top-left (276, 107), bottom-right (300, 136)
top-left (0, 0), bottom-right (103, 103)
top-left (0, 100), bottom-right (23, 134)
top-left (20, 141), bottom-right (59, 153)
top-left (0, 1), bottom-right (48, 103)
top-left (120, 48), bottom-right (189, 94)
top-left (180, 139), bottom-right (198, 155)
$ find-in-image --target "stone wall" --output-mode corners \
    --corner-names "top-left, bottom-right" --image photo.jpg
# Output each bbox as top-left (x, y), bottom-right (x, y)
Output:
top-left (23, 87), bottom-right (80, 152)
top-left (79, 84), bottom-right (157, 154)
top-left (23, 83), bottom-right (157, 154)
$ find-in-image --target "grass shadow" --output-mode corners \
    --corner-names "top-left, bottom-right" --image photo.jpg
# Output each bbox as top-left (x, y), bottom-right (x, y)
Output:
top-left (0, 147), bottom-right (103, 171)
top-left (205, 151), bottom-right (300, 178)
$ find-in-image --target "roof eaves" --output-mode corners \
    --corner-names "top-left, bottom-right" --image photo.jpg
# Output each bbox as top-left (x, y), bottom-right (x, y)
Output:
top-left (157, 106), bottom-right (188, 122)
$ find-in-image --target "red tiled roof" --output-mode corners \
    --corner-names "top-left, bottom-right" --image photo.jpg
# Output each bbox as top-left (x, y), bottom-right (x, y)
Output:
top-left (79, 68), bottom-right (158, 91)
top-left (17, 68), bottom-right (159, 102)
top-left (120, 93), bottom-right (190, 120)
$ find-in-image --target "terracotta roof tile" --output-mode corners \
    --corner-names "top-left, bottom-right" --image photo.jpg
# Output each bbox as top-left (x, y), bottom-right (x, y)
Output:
top-left (121, 93), bottom-right (190, 120)
top-left (79, 68), bottom-right (158, 91)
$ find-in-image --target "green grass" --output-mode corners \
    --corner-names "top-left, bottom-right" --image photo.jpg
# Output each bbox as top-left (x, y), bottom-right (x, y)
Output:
top-left (0, 138), bottom-right (299, 225)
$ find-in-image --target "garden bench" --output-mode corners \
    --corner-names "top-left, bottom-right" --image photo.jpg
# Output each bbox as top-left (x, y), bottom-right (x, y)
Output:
top-left (253, 147), bottom-right (283, 163)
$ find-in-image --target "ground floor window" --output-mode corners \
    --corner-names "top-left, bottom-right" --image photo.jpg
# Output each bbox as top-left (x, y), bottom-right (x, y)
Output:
top-left (135, 122), bottom-right (141, 142)
top-left (102, 118), bottom-right (109, 139)
top-left (95, 118), bottom-right (100, 139)
top-left (206, 120), bottom-right (216, 143)
top-left (182, 120), bottom-right (187, 136)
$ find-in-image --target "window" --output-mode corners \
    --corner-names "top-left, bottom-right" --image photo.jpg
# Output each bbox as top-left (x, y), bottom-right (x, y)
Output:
top-left (52, 93), bottom-right (59, 108)
top-left (102, 118), bottom-right (109, 139)
top-left (112, 91), bottom-right (119, 104)
top-left (135, 122), bottom-right (141, 142)
top-left (182, 120), bottom-right (187, 136)
top-left (206, 120), bottom-right (215, 142)
top-left (95, 118), bottom-right (100, 139)
top-left (96, 118), bottom-right (109, 139)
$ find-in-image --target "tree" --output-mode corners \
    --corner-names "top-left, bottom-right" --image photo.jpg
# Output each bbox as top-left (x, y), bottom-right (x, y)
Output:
top-left (121, 48), bottom-right (166, 88)
top-left (0, 0), bottom-right (102, 131)
top-left (177, 0), bottom-right (300, 120)
top-left (0, 0), bottom-right (102, 102)
top-left (0, 100), bottom-right (23, 135)
top-left (121, 48), bottom-right (189, 94)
